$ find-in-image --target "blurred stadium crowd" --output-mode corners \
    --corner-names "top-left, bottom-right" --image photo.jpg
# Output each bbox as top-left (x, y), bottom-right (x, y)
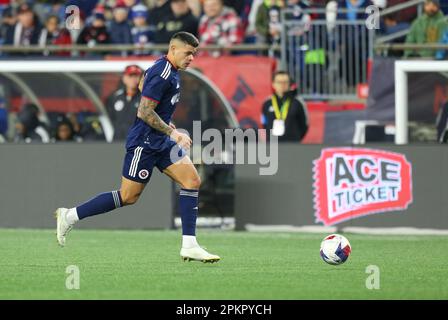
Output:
top-left (2, 0), bottom-right (446, 55)
top-left (0, 0), bottom-right (325, 56)
top-left (1, 0), bottom-right (448, 143)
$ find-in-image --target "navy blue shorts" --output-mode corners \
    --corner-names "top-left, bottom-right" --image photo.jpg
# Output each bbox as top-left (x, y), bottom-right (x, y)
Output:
top-left (122, 140), bottom-right (186, 184)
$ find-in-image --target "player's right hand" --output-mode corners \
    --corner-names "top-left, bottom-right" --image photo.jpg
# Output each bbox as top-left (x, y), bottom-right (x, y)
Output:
top-left (170, 130), bottom-right (192, 150)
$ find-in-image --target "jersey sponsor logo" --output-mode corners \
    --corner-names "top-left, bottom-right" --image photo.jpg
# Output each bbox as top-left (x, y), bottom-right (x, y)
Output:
top-left (138, 169), bottom-right (149, 180)
top-left (313, 148), bottom-right (413, 226)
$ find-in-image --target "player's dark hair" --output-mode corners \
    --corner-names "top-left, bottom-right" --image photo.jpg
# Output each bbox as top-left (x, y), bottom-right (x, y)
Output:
top-left (272, 70), bottom-right (290, 82)
top-left (171, 32), bottom-right (199, 48)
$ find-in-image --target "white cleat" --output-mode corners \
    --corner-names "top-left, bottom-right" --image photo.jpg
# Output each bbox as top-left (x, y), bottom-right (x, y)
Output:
top-left (54, 208), bottom-right (73, 247)
top-left (180, 246), bottom-right (221, 263)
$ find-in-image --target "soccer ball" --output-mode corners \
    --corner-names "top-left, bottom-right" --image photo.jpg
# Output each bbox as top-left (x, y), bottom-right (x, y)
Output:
top-left (320, 234), bottom-right (351, 265)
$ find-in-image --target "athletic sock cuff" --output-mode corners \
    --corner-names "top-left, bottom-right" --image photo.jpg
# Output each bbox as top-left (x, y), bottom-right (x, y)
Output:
top-left (112, 190), bottom-right (122, 208)
top-left (180, 189), bottom-right (199, 197)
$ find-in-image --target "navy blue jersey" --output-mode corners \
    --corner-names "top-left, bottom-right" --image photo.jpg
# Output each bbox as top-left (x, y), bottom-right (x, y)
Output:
top-left (126, 56), bottom-right (180, 150)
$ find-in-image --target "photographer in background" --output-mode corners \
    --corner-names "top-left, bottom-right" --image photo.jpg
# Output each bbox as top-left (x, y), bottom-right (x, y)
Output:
top-left (261, 71), bottom-right (308, 142)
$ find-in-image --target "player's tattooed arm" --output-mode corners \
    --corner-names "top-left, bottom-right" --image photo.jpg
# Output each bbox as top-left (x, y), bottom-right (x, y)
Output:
top-left (137, 97), bottom-right (192, 149)
top-left (137, 98), bottom-right (173, 136)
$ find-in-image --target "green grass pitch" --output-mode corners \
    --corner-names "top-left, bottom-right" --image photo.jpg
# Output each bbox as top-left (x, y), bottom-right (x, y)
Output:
top-left (1, 228), bottom-right (447, 299)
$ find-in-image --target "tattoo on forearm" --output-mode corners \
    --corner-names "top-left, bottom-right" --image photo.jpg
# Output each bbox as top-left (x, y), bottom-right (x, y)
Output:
top-left (137, 98), bottom-right (173, 136)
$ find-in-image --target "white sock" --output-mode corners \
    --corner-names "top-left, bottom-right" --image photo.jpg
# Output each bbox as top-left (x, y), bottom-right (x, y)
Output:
top-left (182, 235), bottom-right (199, 248)
top-left (65, 208), bottom-right (79, 225)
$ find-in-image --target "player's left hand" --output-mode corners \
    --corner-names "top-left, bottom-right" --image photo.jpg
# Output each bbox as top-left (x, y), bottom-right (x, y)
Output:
top-left (170, 130), bottom-right (192, 150)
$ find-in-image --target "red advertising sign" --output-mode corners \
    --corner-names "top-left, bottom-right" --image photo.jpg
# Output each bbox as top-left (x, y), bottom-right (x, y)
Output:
top-left (193, 56), bottom-right (276, 128)
top-left (313, 148), bottom-right (413, 226)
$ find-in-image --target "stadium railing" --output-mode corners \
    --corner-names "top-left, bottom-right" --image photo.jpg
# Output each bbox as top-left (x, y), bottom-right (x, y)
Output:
top-left (279, 1), bottom-right (429, 101)
top-left (374, 43), bottom-right (448, 54)
top-left (0, 43), bottom-right (280, 55)
top-left (374, 0), bottom-right (425, 47)
top-left (280, 8), bottom-right (375, 101)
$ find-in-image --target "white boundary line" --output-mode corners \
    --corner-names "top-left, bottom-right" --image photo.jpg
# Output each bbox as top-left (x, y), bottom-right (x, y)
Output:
top-left (246, 224), bottom-right (448, 235)
top-left (177, 218), bottom-right (448, 235)
top-left (174, 217), bottom-right (448, 236)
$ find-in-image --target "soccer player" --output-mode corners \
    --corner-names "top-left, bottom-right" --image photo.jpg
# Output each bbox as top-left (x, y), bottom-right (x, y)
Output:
top-left (55, 32), bottom-right (220, 263)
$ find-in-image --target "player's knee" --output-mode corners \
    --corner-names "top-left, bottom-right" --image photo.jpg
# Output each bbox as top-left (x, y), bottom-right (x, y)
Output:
top-left (182, 175), bottom-right (201, 190)
top-left (120, 191), bottom-right (141, 206)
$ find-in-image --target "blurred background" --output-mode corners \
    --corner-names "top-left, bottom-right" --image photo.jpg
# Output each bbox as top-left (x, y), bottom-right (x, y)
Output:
top-left (1, 0), bottom-right (448, 231)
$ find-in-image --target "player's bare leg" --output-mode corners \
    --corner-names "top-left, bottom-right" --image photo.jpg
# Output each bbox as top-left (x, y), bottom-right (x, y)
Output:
top-left (163, 155), bottom-right (220, 263)
top-left (119, 177), bottom-right (146, 206)
top-left (55, 177), bottom-right (145, 247)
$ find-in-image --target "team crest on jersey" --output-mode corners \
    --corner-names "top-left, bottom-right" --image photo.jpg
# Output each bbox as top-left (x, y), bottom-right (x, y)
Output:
top-left (138, 169), bottom-right (149, 180)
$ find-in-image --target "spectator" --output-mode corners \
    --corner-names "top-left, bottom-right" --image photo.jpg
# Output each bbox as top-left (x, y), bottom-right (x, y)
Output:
top-left (261, 71), bottom-right (308, 142)
top-left (77, 11), bottom-right (110, 54)
top-left (106, 64), bottom-right (143, 140)
top-left (51, 114), bottom-right (82, 142)
top-left (198, 0), bottom-right (244, 56)
top-left (405, 0), bottom-right (447, 58)
top-left (38, 15), bottom-right (72, 56)
top-left (4, 3), bottom-right (42, 50)
top-left (14, 103), bottom-right (50, 143)
top-left (148, 0), bottom-right (172, 25)
top-left (255, 0), bottom-right (285, 45)
top-left (284, 1), bottom-right (311, 39)
top-left (54, 120), bottom-right (75, 142)
top-left (108, 1), bottom-right (133, 53)
top-left (131, 3), bottom-right (155, 55)
top-left (0, 6), bottom-right (16, 49)
top-left (154, 0), bottom-right (199, 44)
